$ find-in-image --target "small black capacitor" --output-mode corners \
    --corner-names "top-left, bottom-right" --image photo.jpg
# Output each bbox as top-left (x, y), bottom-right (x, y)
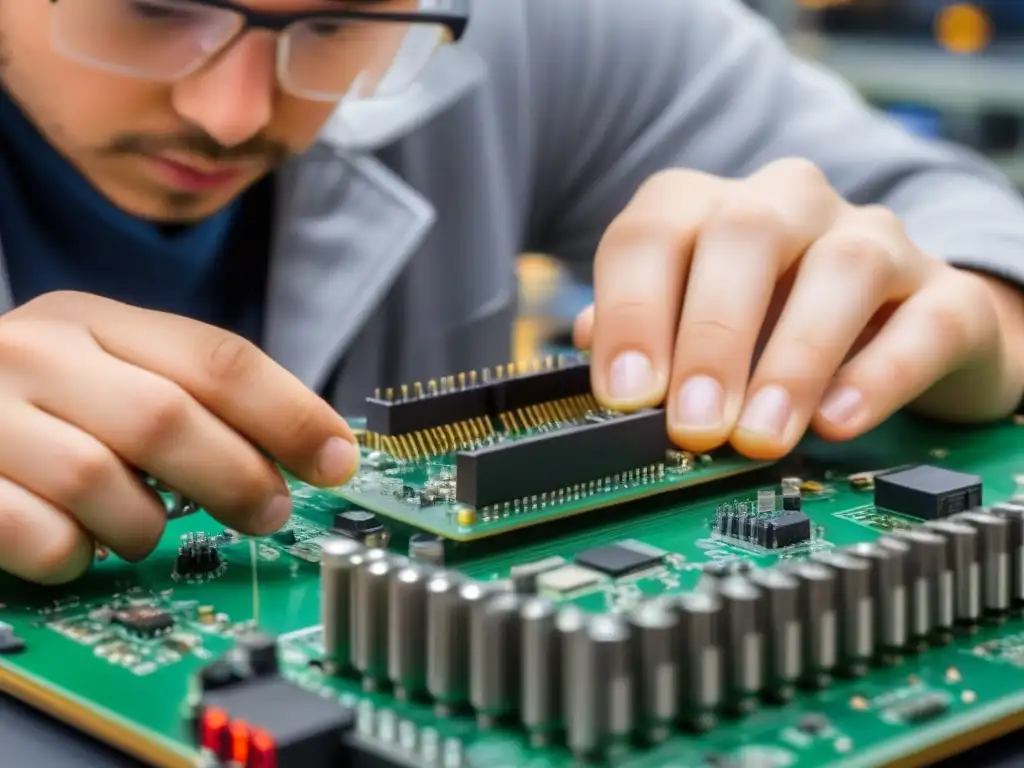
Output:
top-left (782, 486), bottom-right (801, 512)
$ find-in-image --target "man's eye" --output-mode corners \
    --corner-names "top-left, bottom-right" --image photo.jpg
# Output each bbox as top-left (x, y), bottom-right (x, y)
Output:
top-left (127, 0), bottom-right (197, 22)
top-left (308, 20), bottom-right (349, 37)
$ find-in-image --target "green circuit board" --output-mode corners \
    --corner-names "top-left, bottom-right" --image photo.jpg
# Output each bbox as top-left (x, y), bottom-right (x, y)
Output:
top-left (1, 408), bottom-right (1023, 768)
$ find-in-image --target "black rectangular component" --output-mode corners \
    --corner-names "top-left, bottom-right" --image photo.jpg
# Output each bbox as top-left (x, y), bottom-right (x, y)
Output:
top-left (769, 511), bottom-right (812, 548)
top-left (365, 361), bottom-right (592, 436)
top-left (874, 465), bottom-right (982, 521)
top-left (364, 387), bottom-right (490, 435)
top-left (493, 363), bottom-right (591, 412)
top-left (197, 675), bottom-right (355, 768)
top-left (455, 408), bottom-right (668, 508)
top-left (575, 542), bottom-right (663, 577)
top-left (112, 607), bottom-right (173, 637)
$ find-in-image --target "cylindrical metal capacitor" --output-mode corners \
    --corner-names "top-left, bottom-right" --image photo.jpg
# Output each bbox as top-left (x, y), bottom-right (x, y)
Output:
top-left (845, 541), bottom-right (908, 658)
top-left (811, 551), bottom-right (873, 678)
top-left (351, 549), bottom-right (401, 690)
top-left (426, 572), bottom-right (471, 716)
top-left (674, 591), bottom-right (723, 731)
top-left (879, 532), bottom-right (930, 647)
top-left (786, 562), bottom-right (837, 689)
top-left (951, 511), bottom-right (1011, 617)
top-left (991, 502), bottom-right (1024, 606)
top-left (388, 563), bottom-right (431, 701)
top-left (748, 568), bottom-right (802, 702)
top-left (716, 576), bottom-right (764, 715)
top-left (697, 561), bottom-right (732, 594)
top-left (320, 536), bottom-right (364, 675)
top-left (519, 596), bottom-right (562, 747)
top-left (924, 520), bottom-right (981, 627)
top-left (409, 532), bottom-right (445, 567)
top-left (564, 613), bottom-right (635, 761)
top-left (628, 599), bottom-right (680, 743)
top-left (469, 591), bottom-right (523, 728)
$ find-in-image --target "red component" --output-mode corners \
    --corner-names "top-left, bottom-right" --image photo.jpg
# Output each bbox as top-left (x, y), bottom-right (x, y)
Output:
top-left (199, 707), bottom-right (229, 757)
top-left (229, 720), bottom-right (250, 765)
top-left (247, 729), bottom-right (278, 768)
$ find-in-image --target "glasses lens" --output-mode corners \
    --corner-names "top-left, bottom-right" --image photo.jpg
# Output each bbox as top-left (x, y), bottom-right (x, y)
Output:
top-left (280, 14), bottom-right (447, 102)
top-left (50, 0), bottom-right (243, 80)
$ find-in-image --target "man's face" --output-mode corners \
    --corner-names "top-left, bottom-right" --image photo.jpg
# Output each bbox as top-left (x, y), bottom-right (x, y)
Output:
top-left (0, 1), bottom-right (369, 222)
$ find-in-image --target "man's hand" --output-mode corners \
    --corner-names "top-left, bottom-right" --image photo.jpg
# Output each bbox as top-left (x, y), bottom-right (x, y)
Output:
top-left (0, 292), bottom-right (358, 585)
top-left (575, 159), bottom-right (1024, 459)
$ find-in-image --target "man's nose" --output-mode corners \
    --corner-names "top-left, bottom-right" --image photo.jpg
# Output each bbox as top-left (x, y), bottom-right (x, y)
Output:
top-left (170, 33), bottom-right (277, 150)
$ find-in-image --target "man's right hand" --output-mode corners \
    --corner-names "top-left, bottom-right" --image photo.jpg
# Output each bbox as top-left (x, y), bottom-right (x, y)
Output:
top-left (0, 292), bottom-right (359, 585)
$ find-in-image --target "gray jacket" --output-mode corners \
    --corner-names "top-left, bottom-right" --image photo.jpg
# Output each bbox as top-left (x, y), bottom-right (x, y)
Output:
top-left (3, 0), bottom-right (1024, 417)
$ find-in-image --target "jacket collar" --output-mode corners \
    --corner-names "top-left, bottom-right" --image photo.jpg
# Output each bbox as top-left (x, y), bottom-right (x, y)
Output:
top-left (315, 44), bottom-right (485, 153)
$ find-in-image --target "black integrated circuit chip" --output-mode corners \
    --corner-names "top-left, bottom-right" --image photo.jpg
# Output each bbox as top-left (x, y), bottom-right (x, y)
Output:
top-left (769, 512), bottom-right (812, 548)
top-left (112, 607), bottom-right (174, 637)
top-left (575, 540), bottom-right (665, 577)
top-left (874, 465), bottom-right (982, 520)
top-left (456, 408), bottom-right (670, 508)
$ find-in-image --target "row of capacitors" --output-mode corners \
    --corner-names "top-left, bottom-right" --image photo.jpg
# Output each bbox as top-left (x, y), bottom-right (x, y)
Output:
top-left (318, 501), bottom-right (1024, 762)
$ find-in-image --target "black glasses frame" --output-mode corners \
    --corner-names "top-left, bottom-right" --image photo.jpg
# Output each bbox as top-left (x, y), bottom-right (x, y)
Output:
top-left (48, 0), bottom-right (471, 40)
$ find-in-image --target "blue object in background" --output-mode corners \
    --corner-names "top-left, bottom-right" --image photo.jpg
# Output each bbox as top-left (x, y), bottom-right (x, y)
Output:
top-left (884, 104), bottom-right (944, 139)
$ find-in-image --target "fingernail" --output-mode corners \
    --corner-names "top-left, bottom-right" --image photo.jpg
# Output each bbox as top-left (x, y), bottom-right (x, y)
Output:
top-left (674, 375), bottom-right (725, 427)
top-left (316, 437), bottom-right (357, 485)
top-left (739, 384), bottom-right (791, 438)
top-left (255, 493), bottom-right (292, 534)
top-left (608, 351), bottom-right (656, 401)
top-left (820, 385), bottom-right (864, 425)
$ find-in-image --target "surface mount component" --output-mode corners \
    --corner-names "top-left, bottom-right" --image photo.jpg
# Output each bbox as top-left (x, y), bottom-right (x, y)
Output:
top-left (574, 540), bottom-right (665, 577)
top-left (455, 408), bottom-right (669, 508)
top-left (874, 465), bottom-right (982, 520)
top-left (332, 509), bottom-right (390, 548)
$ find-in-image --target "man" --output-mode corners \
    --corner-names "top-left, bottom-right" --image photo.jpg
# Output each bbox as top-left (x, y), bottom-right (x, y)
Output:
top-left (0, 0), bottom-right (1022, 586)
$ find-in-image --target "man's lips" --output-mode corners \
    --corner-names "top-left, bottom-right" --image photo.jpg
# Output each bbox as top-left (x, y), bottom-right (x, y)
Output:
top-left (146, 155), bottom-right (250, 192)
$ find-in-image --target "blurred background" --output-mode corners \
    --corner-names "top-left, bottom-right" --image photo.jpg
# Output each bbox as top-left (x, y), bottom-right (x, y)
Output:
top-left (514, 0), bottom-right (1024, 360)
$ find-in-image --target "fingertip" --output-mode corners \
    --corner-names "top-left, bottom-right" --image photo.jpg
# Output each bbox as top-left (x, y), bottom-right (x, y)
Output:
top-left (573, 305), bottom-right (595, 350)
top-left (32, 526), bottom-right (95, 586)
top-left (117, 524), bottom-right (166, 564)
top-left (594, 350), bottom-right (667, 411)
top-left (728, 428), bottom-right (792, 461)
top-left (247, 492), bottom-right (294, 536)
top-left (312, 436), bottom-right (360, 487)
top-left (812, 383), bottom-right (873, 441)
top-left (666, 423), bottom-right (729, 455)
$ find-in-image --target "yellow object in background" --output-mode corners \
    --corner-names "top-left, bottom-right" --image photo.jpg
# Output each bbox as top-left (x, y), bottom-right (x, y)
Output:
top-left (935, 3), bottom-right (991, 55)
top-left (514, 253), bottom-right (565, 361)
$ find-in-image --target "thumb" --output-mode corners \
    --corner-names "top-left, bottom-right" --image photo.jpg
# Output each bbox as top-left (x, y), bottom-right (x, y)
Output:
top-left (573, 304), bottom-right (595, 350)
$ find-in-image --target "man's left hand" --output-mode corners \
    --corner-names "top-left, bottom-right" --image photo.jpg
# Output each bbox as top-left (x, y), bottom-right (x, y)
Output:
top-left (574, 159), bottom-right (1024, 460)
